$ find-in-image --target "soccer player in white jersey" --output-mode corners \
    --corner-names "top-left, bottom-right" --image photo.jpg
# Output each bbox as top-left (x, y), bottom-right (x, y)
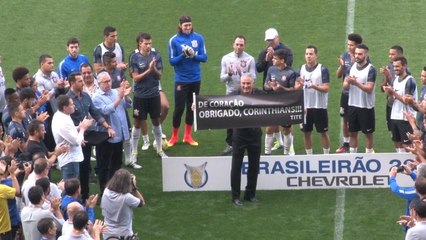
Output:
top-left (220, 35), bottom-right (256, 155)
top-left (299, 45), bottom-right (330, 154)
top-left (384, 56), bottom-right (417, 152)
top-left (343, 44), bottom-right (377, 153)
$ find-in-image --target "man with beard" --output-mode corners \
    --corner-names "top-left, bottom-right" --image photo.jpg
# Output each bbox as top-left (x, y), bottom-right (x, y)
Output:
top-left (384, 56), bottom-right (417, 152)
top-left (343, 44), bottom-right (377, 153)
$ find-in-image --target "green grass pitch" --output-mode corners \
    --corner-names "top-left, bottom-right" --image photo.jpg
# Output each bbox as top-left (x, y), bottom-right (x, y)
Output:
top-left (2, 0), bottom-right (426, 239)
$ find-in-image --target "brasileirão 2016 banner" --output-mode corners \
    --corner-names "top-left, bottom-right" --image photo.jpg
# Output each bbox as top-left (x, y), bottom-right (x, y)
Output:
top-left (194, 90), bottom-right (304, 130)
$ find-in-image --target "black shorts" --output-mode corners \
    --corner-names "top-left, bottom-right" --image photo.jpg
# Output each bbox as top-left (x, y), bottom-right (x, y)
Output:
top-left (348, 106), bottom-right (375, 134)
top-left (390, 120), bottom-right (413, 144)
top-left (339, 93), bottom-right (349, 118)
top-left (301, 108), bottom-right (328, 133)
top-left (133, 95), bottom-right (161, 120)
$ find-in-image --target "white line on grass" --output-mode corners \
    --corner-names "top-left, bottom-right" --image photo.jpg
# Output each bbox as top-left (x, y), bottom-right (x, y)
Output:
top-left (334, 0), bottom-right (355, 240)
top-left (334, 189), bottom-right (346, 240)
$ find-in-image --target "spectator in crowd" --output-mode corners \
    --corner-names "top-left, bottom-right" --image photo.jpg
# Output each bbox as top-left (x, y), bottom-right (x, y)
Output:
top-left (81, 63), bottom-right (99, 98)
top-left (59, 210), bottom-right (106, 240)
top-left (51, 94), bottom-right (93, 179)
top-left (101, 169), bottom-right (144, 239)
top-left (92, 71), bottom-right (132, 193)
top-left (93, 26), bottom-right (127, 73)
top-left (66, 72), bottom-right (111, 203)
top-left (21, 158), bottom-right (61, 207)
top-left (405, 199), bottom-right (426, 240)
top-left (21, 185), bottom-right (64, 240)
top-left (58, 37), bottom-right (90, 80)
top-left (102, 52), bottom-right (134, 165)
top-left (34, 54), bottom-right (61, 150)
top-left (37, 217), bottom-right (57, 240)
top-left (0, 159), bottom-right (20, 240)
top-left (60, 178), bottom-right (97, 223)
top-left (2, 88), bottom-right (19, 134)
top-left (0, 54), bottom-right (7, 133)
top-left (12, 67), bottom-right (31, 93)
top-left (26, 119), bottom-right (69, 166)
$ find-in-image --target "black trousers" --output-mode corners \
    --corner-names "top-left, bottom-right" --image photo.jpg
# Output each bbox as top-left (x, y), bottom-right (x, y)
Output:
top-left (230, 128), bottom-right (262, 200)
top-left (80, 144), bottom-right (94, 202)
top-left (172, 82), bottom-right (200, 128)
top-left (225, 129), bottom-right (233, 146)
top-left (97, 141), bottom-right (123, 194)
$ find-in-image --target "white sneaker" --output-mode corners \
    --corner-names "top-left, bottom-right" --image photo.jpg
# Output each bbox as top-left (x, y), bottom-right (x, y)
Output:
top-left (141, 141), bottom-right (150, 151)
top-left (157, 150), bottom-right (168, 158)
top-left (127, 162), bottom-right (142, 169)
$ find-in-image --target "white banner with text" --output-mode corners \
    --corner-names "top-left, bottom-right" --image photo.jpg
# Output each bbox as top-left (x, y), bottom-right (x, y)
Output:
top-left (162, 153), bottom-right (416, 191)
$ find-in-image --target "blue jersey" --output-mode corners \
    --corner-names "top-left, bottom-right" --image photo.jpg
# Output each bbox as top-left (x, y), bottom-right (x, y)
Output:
top-left (168, 32), bottom-right (207, 83)
top-left (58, 54), bottom-right (90, 79)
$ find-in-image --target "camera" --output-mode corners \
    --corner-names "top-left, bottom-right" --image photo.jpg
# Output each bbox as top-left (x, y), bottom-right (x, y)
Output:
top-left (396, 166), bottom-right (406, 173)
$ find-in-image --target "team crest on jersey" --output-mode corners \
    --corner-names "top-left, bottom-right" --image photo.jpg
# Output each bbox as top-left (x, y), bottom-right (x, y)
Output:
top-left (176, 84), bottom-right (182, 91)
top-left (191, 40), bottom-right (198, 48)
top-left (117, 76), bottom-right (121, 82)
top-left (240, 60), bottom-right (247, 68)
top-left (138, 62), bottom-right (146, 69)
top-left (134, 109), bottom-right (139, 117)
top-left (281, 75), bottom-right (287, 82)
top-left (184, 162), bottom-right (208, 189)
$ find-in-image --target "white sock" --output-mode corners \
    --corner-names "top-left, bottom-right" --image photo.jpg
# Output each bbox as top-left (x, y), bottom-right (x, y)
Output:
top-left (265, 134), bottom-right (274, 154)
top-left (274, 132), bottom-right (284, 146)
top-left (323, 148), bottom-right (330, 154)
top-left (123, 139), bottom-right (132, 165)
top-left (305, 149), bottom-right (313, 155)
top-left (365, 148), bottom-right (374, 153)
top-left (398, 148), bottom-right (406, 153)
top-left (142, 134), bottom-right (149, 143)
top-left (284, 133), bottom-right (293, 149)
top-left (349, 147), bottom-right (357, 153)
top-left (153, 125), bottom-right (162, 152)
top-left (131, 127), bottom-right (141, 153)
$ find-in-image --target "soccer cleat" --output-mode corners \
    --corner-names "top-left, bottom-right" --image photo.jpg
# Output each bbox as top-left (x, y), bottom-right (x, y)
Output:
top-left (271, 142), bottom-right (284, 151)
top-left (127, 162), bottom-right (142, 169)
top-left (183, 136), bottom-right (199, 146)
top-left (157, 150), bottom-right (168, 158)
top-left (289, 145), bottom-right (295, 156)
top-left (141, 140), bottom-right (150, 151)
top-left (335, 144), bottom-right (349, 153)
top-left (168, 127), bottom-right (179, 147)
top-left (131, 152), bottom-right (138, 163)
top-left (265, 149), bottom-right (271, 155)
top-left (183, 124), bottom-right (198, 146)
